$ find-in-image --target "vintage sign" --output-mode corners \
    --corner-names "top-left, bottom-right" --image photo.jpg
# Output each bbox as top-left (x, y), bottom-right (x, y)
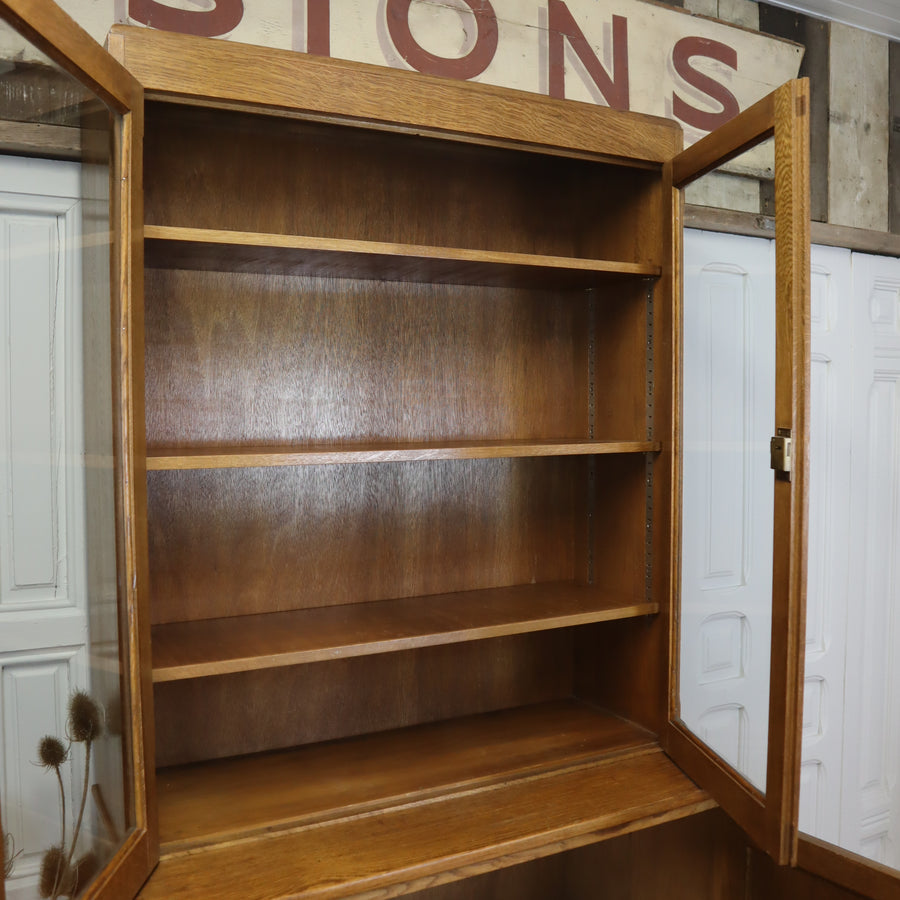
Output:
top-left (55, 0), bottom-right (803, 146)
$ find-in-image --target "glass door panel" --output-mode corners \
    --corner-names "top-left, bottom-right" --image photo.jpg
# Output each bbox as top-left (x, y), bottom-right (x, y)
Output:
top-left (0, 1), bottom-right (152, 899)
top-left (667, 79), bottom-right (810, 865)
top-left (679, 213), bottom-right (776, 795)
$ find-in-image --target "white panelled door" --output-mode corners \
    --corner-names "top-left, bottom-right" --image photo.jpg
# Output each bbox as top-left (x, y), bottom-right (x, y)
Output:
top-left (680, 228), bottom-right (775, 792)
top-left (684, 230), bottom-right (900, 866)
top-left (840, 252), bottom-right (900, 866)
top-left (0, 156), bottom-right (87, 900)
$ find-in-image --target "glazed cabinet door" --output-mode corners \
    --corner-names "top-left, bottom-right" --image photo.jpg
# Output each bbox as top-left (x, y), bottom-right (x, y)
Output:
top-left (666, 79), bottom-right (810, 865)
top-left (0, 1), bottom-right (153, 899)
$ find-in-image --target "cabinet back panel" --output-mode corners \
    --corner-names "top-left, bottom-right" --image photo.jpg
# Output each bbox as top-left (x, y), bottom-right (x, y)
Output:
top-left (153, 631), bottom-right (574, 766)
top-left (144, 270), bottom-right (592, 447)
top-left (147, 457), bottom-right (580, 624)
top-left (144, 103), bottom-right (662, 265)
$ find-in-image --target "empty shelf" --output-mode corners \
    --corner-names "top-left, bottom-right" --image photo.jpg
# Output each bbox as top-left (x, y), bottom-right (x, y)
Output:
top-left (144, 225), bottom-right (661, 286)
top-left (151, 582), bottom-right (659, 682)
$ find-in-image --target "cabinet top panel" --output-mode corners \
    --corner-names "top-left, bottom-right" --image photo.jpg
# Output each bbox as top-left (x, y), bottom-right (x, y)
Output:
top-left (107, 25), bottom-right (682, 166)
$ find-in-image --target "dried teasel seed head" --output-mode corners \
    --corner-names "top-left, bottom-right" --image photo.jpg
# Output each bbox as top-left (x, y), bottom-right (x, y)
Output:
top-left (39, 845), bottom-right (71, 898)
top-left (37, 735), bottom-right (68, 769)
top-left (67, 691), bottom-right (102, 743)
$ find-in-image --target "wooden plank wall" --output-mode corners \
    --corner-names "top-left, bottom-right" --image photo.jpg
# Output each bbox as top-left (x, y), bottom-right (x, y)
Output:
top-left (826, 23), bottom-right (889, 231)
top-left (688, 0), bottom-right (898, 235)
top-left (889, 42), bottom-right (900, 233)
top-left (758, 3), bottom-right (830, 224)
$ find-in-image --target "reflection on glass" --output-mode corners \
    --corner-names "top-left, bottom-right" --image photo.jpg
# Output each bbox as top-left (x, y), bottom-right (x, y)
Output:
top-left (679, 138), bottom-right (776, 793)
top-left (0, 18), bottom-right (131, 900)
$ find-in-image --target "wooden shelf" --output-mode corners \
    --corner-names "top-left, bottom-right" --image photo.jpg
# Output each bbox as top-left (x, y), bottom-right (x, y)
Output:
top-left (151, 583), bottom-right (658, 682)
top-left (146, 438), bottom-right (662, 471)
top-left (144, 225), bottom-right (661, 286)
top-left (145, 702), bottom-right (712, 898)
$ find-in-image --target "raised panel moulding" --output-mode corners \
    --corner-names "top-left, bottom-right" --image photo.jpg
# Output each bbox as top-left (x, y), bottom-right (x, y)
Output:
top-left (859, 805), bottom-right (892, 865)
top-left (810, 265), bottom-right (835, 335)
top-left (7, 217), bottom-right (58, 591)
top-left (0, 201), bottom-right (77, 612)
top-left (802, 675), bottom-right (825, 739)
top-left (858, 374), bottom-right (899, 797)
top-left (698, 703), bottom-right (748, 776)
top-left (0, 650), bottom-right (77, 879)
top-left (798, 759), bottom-right (825, 836)
top-left (700, 265), bottom-right (750, 590)
top-left (869, 281), bottom-right (900, 332)
top-left (698, 611), bottom-right (747, 684)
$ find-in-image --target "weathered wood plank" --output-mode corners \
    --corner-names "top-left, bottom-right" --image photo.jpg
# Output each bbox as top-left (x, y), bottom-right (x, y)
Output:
top-left (758, 3), bottom-right (829, 223)
top-left (889, 40), bottom-right (900, 233)
top-left (828, 23), bottom-right (888, 231)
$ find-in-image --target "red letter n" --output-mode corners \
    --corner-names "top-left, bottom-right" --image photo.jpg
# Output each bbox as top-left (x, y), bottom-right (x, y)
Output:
top-left (547, 0), bottom-right (629, 111)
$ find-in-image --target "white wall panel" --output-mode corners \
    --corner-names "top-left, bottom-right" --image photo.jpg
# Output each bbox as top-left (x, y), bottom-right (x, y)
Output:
top-left (801, 245), bottom-right (852, 845)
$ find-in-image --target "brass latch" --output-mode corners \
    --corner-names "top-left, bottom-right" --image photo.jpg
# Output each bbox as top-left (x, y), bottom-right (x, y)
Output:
top-left (770, 428), bottom-right (792, 481)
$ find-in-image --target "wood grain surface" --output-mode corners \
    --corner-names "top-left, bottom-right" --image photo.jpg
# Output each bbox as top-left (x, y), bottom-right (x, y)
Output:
top-left (144, 226), bottom-right (660, 285)
top-left (110, 25), bottom-right (681, 166)
top-left (143, 270), bottom-right (596, 448)
top-left (141, 102), bottom-right (665, 264)
top-left (153, 632), bottom-right (576, 766)
top-left (151, 582), bottom-right (658, 681)
top-left (146, 458), bottom-right (588, 624)
top-left (140, 747), bottom-right (711, 900)
top-left (146, 440), bottom-right (660, 470)
top-left (156, 700), bottom-right (656, 849)
top-left (409, 810), bottom-right (749, 900)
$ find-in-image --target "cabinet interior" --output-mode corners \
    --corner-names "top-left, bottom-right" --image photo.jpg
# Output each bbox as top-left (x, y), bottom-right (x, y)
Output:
top-left (138, 95), bottom-right (688, 897)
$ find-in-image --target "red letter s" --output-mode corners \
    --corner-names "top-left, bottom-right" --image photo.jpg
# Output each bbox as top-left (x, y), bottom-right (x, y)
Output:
top-left (672, 36), bottom-right (739, 132)
top-left (129, 0), bottom-right (243, 37)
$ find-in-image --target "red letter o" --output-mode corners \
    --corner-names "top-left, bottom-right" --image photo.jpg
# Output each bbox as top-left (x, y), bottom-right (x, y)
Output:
top-left (386, 0), bottom-right (498, 80)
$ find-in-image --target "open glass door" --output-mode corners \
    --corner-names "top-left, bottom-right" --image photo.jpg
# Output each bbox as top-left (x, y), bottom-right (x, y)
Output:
top-left (666, 79), bottom-right (810, 864)
top-left (0, 1), bottom-right (153, 899)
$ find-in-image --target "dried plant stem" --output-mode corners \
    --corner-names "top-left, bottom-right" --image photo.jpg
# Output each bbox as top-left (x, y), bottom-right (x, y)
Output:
top-left (56, 766), bottom-right (67, 849)
top-left (52, 766), bottom-right (67, 899)
top-left (61, 739), bottom-right (92, 892)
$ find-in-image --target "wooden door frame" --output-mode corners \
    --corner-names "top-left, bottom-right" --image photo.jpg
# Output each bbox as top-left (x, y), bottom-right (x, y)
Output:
top-left (0, 1), bottom-right (155, 897)
top-left (665, 78), bottom-right (811, 866)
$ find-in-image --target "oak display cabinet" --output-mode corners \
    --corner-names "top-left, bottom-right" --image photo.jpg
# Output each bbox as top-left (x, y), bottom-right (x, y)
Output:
top-left (0, 1), bottom-right (829, 898)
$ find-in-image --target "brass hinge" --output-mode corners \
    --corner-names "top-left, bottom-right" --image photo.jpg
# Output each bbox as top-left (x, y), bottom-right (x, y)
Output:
top-left (770, 428), bottom-right (792, 481)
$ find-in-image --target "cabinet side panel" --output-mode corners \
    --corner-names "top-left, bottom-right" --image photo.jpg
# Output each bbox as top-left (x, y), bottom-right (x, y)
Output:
top-left (573, 179), bottom-right (675, 734)
top-left (153, 632), bottom-right (574, 766)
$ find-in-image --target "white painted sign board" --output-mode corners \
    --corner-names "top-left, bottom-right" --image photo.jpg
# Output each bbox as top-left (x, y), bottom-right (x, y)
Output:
top-left (47, 0), bottom-right (804, 146)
